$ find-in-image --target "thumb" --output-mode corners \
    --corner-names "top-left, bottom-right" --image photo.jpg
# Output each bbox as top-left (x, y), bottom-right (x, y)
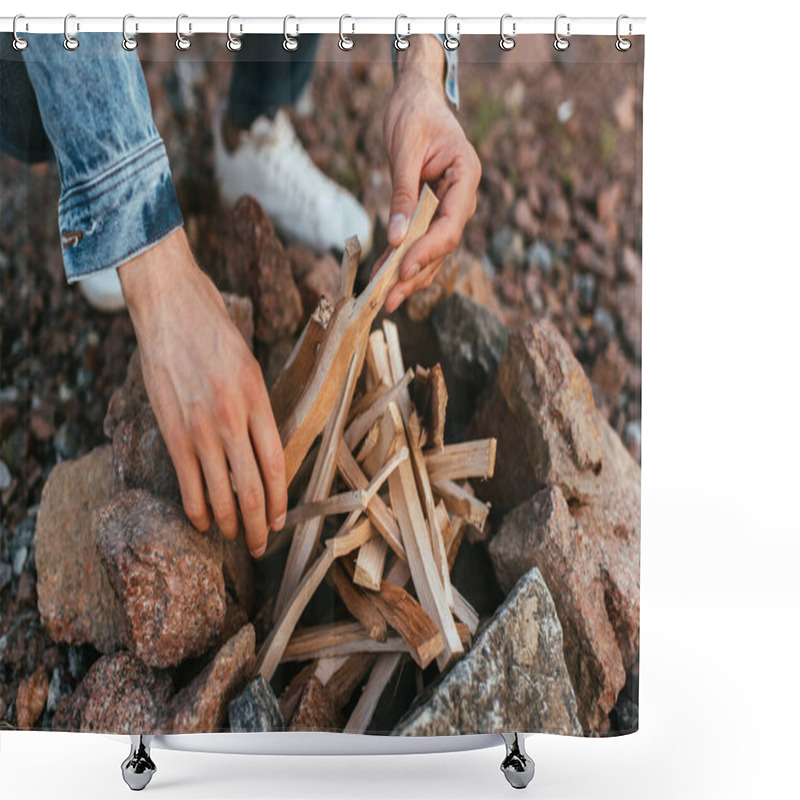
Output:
top-left (388, 147), bottom-right (423, 248)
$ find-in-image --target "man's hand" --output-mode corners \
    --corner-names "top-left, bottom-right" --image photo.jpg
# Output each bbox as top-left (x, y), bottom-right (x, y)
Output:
top-left (379, 35), bottom-right (481, 313)
top-left (117, 228), bottom-right (287, 558)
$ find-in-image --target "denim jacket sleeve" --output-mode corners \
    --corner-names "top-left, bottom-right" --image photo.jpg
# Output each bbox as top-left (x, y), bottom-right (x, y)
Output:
top-left (22, 34), bottom-right (183, 282)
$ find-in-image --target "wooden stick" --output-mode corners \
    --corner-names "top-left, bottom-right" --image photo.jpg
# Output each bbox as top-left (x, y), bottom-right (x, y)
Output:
top-left (453, 591), bottom-right (480, 637)
top-left (272, 186), bottom-right (438, 488)
top-left (382, 319), bottom-right (406, 385)
top-left (372, 581), bottom-right (444, 670)
top-left (328, 561), bottom-right (388, 642)
top-left (325, 516), bottom-right (374, 558)
top-left (361, 402), bottom-right (404, 481)
top-left (282, 627), bottom-right (407, 662)
top-left (318, 653), bottom-right (375, 710)
top-left (344, 369), bottom-right (414, 451)
top-left (284, 489), bottom-right (366, 529)
top-left (347, 381), bottom-right (388, 425)
top-left (366, 329), bottom-right (393, 389)
top-left (353, 535), bottom-right (388, 591)
top-left (355, 421), bottom-right (380, 463)
top-left (337, 443), bottom-right (405, 559)
top-left (274, 345), bottom-right (365, 621)
top-left (405, 412), bottom-right (454, 611)
top-left (388, 428), bottom-right (464, 672)
top-left (424, 439), bottom-right (497, 483)
top-left (338, 235), bottom-right (361, 300)
top-left (428, 364), bottom-right (448, 451)
top-left (431, 479), bottom-right (490, 530)
top-left (343, 653), bottom-right (403, 734)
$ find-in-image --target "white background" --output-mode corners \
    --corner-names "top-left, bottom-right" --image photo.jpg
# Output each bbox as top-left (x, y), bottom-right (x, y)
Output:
top-left (2, 1), bottom-right (799, 798)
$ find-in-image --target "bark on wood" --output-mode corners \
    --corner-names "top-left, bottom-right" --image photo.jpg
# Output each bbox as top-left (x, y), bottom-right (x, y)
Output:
top-left (328, 561), bottom-right (388, 642)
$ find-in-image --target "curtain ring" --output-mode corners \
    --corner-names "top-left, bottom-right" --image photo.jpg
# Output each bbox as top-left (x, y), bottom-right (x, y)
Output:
top-left (499, 14), bottom-right (516, 51)
top-left (175, 14), bottom-right (191, 51)
top-left (227, 15), bottom-right (242, 51)
top-left (394, 15), bottom-right (410, 51)
top-left (443, 14), bottom-right (459, 51)
top-left (12, 15), bottom-right (28, 51)
top-left (339, 14), bottom-right (354, 51)
top-left (122, 15), bottom-right (138, 51)
top-left (63, 13), bottom-right (79, 51)
top-left (553, 14), bottom-right (570, 51)
top-left (283, 15), bottom-right (298, 51)
top-left (616, 15), bottom-right (632, 51)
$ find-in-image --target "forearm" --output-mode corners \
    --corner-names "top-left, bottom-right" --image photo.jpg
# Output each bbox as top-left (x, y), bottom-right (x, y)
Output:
top-left (395, 35), bottom-right (446, 88)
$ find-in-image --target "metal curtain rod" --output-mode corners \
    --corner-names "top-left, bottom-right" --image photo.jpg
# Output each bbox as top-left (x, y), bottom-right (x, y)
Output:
top-left (0, 15), bottom-right (646, 37)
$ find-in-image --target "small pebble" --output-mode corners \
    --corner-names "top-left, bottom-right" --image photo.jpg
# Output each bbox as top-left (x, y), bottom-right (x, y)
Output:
top-left (13, 546), bottom-right (28, 577)
top-left (526, 241), bottom-right (554, 274)
top-left (593, 307), bottom-right (616, 339)
top-left (0, 562), bottom-right (12, 593)
top-left (573, 272), bottom-right (596, 308)
top-left (557, 99), bottom-right (575, 124)
top-left (0, 460), bottom-right (11, 492)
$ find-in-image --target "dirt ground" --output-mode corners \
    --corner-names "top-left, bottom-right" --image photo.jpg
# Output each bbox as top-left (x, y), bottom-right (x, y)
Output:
top-left (0, 33), bottom-right (643, 730)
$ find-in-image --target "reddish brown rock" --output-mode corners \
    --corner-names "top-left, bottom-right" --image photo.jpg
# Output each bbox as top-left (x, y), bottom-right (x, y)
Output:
top-left (470, 319), bottom-right (604, 512)
top-left (223, 196), bottom-right (303, 344)
top-left (111, 403), bottom-right (181, 505)
top-left (93, 490), bottom-right (225, 668)
top-left (34, 446), bottom-right (124, 654)
top-left (488, 426), bottom-right (640, 733)
top-left (288, 677), bottom-right (342, 732)
top-left (16, 665), bottom-right (49, 729)
top-left (287, 243), bottom-right (342, 315)
top-left (104, 349), bottom-right (147, 439)
top-left (52, 651), bottom-right (172, 734)
top-left (167, 624), bottom-right (255, 733)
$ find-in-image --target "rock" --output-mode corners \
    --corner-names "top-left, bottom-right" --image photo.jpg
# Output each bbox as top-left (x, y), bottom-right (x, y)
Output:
top-left (93, 489), bottom-right (226, 668)
top-left (623, 420), bottom-right (641, 463)
top-left (488, 459), bottom-right (640, 733)
top-left (229, 675), bottom-right (284, 732)
top-left (0, 459), bottom-right (11, 491)
top-left (393, 568), bottom-right (582, 736)
top-left (432, 292), bottom-right (509, 387)
top-left (16, 664), bottom-right (49, 729)
top-left (67, 644), bottom-right (94, 683)
top-left (104, 349), bottom-right (148, 439)
top-left (34, 446), bottom-right (123, 654)
top-left (45, 665), bottom-right (71, 717)
top-left (286, 243), bottom-right (341, 316)
top-left (167, 624), bottom-right (255, 733)
top-left (221, 293), bottom-right (255, 351)
top-left (526, 240), bottom-right (554, 274)
top-left (490, 227), bottom-right (526, 271)
top-left (223, 534), bottom-right (256, 615)
top-left (575, 242), bottom-right (615, 279)
top-left (289, 676), bottom-right (342, 732)
top-left (17, 570), bottom-right (36, 606)
top-left (470, 320), bottom-right (604, 511)
top-left (591, 339), bottom-right (628, 408)
top-left (52, 651), bottom-right (172, 733)
top-left (573, 272), bottom-right (596, 310)
top-left (0, 562), bottom-right (12, 592)
top-left (112, 404), bottom-right (181, 505)
top-left (616, 282), bottom-right (642, 360)
top-left (223, 196), bottom-right (303, 344)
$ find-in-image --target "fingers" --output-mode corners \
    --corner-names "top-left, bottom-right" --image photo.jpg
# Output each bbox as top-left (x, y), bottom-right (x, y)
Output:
top-left (386, 257), bottom-right (445, 313)
top-left (249, 392), bottom-right (288, 537)
top-left (399, 157), bottom-right (478, 284)
top-left (199, 445), bottom-right (240, 541)
top-left (387, 141), bottom-right (424, 248)
top-left (227, 441), bottom-right (269, 559)
top-left (174, 446), bottom-right (213, 533)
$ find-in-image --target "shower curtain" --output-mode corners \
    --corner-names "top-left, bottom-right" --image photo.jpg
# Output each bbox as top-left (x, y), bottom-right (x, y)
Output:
top-left (0, 30), bottom-right (642, 739)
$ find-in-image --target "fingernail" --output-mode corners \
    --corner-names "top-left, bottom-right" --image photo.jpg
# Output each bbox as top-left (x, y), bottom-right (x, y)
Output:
top-left (252, 542), bottom-right (267, 559)
top-left (274, 513), bottom-right (286, 531)
top-left (388, 214), bottom-right (408, 243)
top-left (402, 263), bottom-right (419, 281)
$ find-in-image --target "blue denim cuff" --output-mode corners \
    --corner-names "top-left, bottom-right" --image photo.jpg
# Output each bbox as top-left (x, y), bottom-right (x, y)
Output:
top-left (59, 137), bottom-right (183, 282)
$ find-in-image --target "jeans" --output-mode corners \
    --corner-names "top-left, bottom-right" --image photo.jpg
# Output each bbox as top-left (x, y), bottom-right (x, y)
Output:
top-left (0, 33), bottom-right (319, 282)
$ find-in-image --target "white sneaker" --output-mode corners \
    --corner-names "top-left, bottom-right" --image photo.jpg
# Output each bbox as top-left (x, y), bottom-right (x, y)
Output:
top-left (213, 107), bottom-right (373, 259)
top-left (78, 268), bottom-right (126, 312)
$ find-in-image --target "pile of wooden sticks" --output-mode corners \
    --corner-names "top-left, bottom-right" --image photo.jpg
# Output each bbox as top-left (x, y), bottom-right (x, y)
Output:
top-left (250, 187), bottom-right (497, 732)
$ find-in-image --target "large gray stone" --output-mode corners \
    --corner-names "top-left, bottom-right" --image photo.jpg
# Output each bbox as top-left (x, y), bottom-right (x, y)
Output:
top-left (393, 568), bottom-right (582, 736)
top-left (229, 675), bottom-right (284, 732)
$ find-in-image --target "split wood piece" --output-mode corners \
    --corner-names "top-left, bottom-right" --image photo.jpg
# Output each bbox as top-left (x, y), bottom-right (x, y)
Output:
top-left (405, 411), bottom-right (454, 611)
top-left (382, 319), bottom-right (406, 385)
top-left (361, 402), bottom-right (404, 482)
top-left (328, 561), bottom-right (387, 642)
top-left (353, 535), bottom-right (388, 591)
top-left (428, 364), bottom-right (448, 451)
top-left (432, 479), bottom-right (490, 530)
top-left (437, 502), bottom-right (467, 572)
top-left (384, 557), bottom-right (479, 637)
top-left (347, 381), bottom-right (389, 426)
top-left (338, 235), bottom-right (361, 301)
top-left (282, 622), bottom-right (407, 663)
top-left (456, 622), bottom-right (473, 650)
top-left (388, 428), bottom-right (464, 672)
top-left (344, 369), bottom-right (414, 451)
top-left (355, 421), bottom-right (380, 463)
top-left (270, 186), bottom-right (438, 487)
top-left (424, 439), bottom-right (497, 484)
top-left (325, 517), bottom-right (374, 558)
top-left (337, 443), bottom-right (405, 559)
top-left (343, 653), bottom-right (404, 734)
top-left (284, 489), bottom-right (366, 529)
top-left (371, 580), bottom-right (444, 670)
top-left (366, 329), bottom-right (393, 389)
top-left (279, 662), bottom-right (317, 721)
top-left (255, 507), bottom-right (366, 682)
top-left (274, 345), bottom-right (365, 622)
top-left (317, 653), bottom-right (375, 710)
